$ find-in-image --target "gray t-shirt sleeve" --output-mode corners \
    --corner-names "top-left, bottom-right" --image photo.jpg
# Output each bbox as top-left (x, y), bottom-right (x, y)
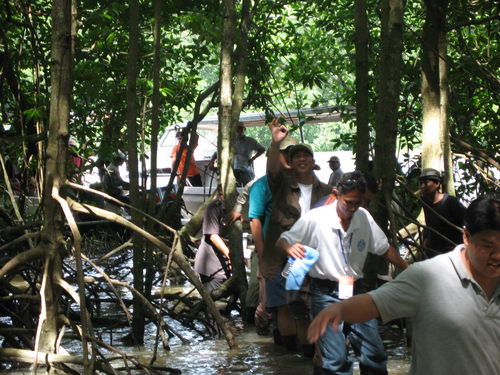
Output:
top-left (203, 202), bottom-right (221, 236)
top-left (368, 263), bottom-right (423, 323)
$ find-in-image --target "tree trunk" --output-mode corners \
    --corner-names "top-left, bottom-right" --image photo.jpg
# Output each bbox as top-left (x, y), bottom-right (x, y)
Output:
top-left (218, 0), bottom-right (237, 193)
top-left (226, 0), bottom-right (253, 318)
top-left (144, 0), bottom-right (162, 300)
top-left (354, 0), bottom-right (370, 172)
top-left (421, 0), bottom-right (448, 172)
top-left (373, 0), bottom-right (404, 222)
top-left (126, 0), bottom-right (146, 344)
top-left (37, 0), bottom-right (81, 370)
top-left (219, 0), bottom-right (252, 318)
top-left (367, 0), bottom-right (404, 290)
top-left (438, 20), bottom-right (454, 195)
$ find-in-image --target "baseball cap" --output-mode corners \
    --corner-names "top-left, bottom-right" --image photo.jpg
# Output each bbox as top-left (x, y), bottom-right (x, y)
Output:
top-left (328, 156), bottom-right (340, 163)
top-left (266, 137), bottom-right (299, 156)
top-left (419, 168), bottom-right (441, 182)
top-left (289, 143), bottom-right (314, 159)
top-left (279, 136), bottom-right (299, 151)
top-left (116, 150), bottom-right (127, 160)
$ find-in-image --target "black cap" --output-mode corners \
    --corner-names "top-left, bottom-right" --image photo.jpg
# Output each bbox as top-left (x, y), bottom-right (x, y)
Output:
top-left (419, 168), bottom-right (441, 182)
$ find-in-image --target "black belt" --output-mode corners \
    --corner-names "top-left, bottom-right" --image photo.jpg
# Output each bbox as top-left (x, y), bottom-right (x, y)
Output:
top-left (311, 277), bottom-right (364, 291)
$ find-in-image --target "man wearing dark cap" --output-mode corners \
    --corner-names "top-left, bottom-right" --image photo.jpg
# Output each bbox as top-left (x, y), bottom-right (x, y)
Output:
top-left (419, 168), bottom-right (466, 257)
top-left (327, 155), bottom-right (343, 187)
top-left (233, 123), bottom-right (265, 186)
top-left (264, 118), bottom-right (331, 356)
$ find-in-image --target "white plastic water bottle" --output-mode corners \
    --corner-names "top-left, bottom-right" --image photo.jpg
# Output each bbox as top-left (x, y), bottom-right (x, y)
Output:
top-left (281, 257), bottom-right (295, 278)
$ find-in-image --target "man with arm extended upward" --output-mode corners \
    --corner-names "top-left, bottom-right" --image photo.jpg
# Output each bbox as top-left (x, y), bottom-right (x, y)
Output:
top-left (263, 118), bottom-right (331, 355)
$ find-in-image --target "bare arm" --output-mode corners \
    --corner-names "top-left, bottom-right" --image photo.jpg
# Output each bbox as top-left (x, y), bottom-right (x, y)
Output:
top-left (276, 237), bottom-right (305, 259)
top-left (383, 246), bottom-right (408, 270)
top-left (249, 218), bottom-right (264, 258)
top-left (267, 118), bottom-right (288, 178)
top-left (250, 145), bottom-right (266, 164)
top-left (209, 234), bottom-right (230, 259)
top-left (227, 185), bottom-right (250, 224)
top-left (307, 294), bottom-right (380, 343)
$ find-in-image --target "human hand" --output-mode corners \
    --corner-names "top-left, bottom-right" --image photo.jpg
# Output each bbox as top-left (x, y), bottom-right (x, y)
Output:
top-left (268, 117), bottom-right (288, 144)
top-left (286, 243), bottom-right (305, 259)
top-left (224, 251), bottom-right (232, 270)
top-left (307, 303), bottom-right (343, 343)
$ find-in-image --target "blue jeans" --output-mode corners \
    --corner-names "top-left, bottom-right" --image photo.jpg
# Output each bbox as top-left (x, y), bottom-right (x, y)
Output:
top-left (311, 282), bottom-right (388, 375)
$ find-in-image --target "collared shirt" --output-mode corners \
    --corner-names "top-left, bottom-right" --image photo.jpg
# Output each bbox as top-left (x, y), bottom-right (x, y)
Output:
top-left (233, 136), bottom-right (264, 173)
top-left (280, 201), bottom-right (389, 281)
top-left (261, 168), bottom-right (332, 279)
top-left (369, 246), bottom-right (500, 375)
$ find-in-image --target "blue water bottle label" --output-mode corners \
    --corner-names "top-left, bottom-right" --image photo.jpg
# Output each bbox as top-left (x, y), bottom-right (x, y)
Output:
top-left (281, 257), bottom-right (295, 278)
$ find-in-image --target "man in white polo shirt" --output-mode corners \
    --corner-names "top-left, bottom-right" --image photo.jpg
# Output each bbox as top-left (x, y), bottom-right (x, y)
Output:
top-left (308, 194), bottom-right (500, 375)
top-left (277, 171), bottom-right (407, 375)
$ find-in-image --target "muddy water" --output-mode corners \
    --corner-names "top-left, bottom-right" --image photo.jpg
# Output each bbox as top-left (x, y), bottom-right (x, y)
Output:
top-left (130, 325), bottom-right (411, 375)
top-left (0, 318), bottom-right (411, 375)
top-left (0, 268), bottom-right (411, 374)
top-left (129, 287), bottom-right (411, 374)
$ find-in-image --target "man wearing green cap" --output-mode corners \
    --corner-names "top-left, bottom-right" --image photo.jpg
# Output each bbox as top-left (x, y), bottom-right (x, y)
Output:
top-left (263, 118), bottom-right (331, 356)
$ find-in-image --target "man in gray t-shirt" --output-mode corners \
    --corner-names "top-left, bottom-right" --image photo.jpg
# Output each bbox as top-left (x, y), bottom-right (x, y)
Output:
top-left (233, 124), bottom-right (265, 186)
top-left (307, 195), bottom-right (500, 375)
top-left (194, 188), bottom-right (231, 293)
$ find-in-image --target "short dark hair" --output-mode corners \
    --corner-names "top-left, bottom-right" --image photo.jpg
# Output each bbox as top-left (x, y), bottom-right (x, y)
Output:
top-left (464, 194), bottom-right (500, 235)
top-left (337, 171), bottom-right (366, 195)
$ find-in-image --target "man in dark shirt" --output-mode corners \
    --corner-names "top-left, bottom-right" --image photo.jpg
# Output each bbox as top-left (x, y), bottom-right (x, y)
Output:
top-left (419, 168), bottom-right (466, 257)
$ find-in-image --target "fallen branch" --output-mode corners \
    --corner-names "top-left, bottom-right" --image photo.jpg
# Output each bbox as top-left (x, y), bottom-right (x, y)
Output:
top-left (0, 246), bottom-right (45, 279)
top-left (53, 185), bottom-right (94, 369)
top-left (82, 274), bottom-right (188, 347)
top-left (68, 198), bottom-right (238, 349)
top-left (0, 347), bottom-right (85, 364)
top-left (80, 253), bottom-right (133, 324)
top-left (0, 222), bottom-right (42, 236)
top-left (451, 135), bottom-right (500, 171)
top-left (95, 239), bottom-right (133, 264)
top-left (0, 232), bottom-right (41, 252)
